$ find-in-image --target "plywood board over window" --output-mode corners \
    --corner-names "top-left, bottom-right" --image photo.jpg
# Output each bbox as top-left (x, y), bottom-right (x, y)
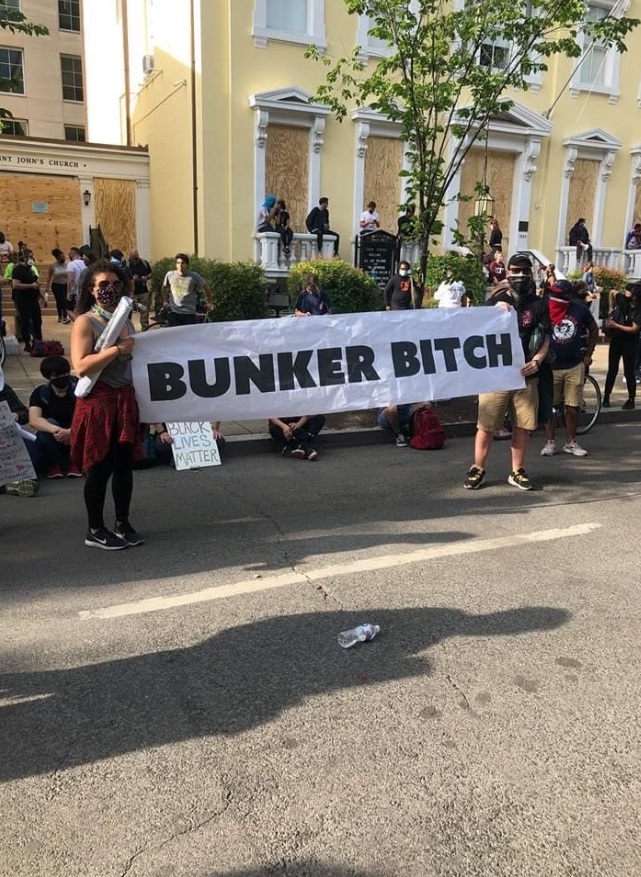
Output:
top-left (459, 149), bottom-right (515, 255)
top-left (265, 124), bottom-right (309, 234)
top-left (567, 159), bottom-right (598, 242)
top-left (94, 177), bottom-right (136, 255)
top-left (0, 172), bottom-right (82, 264)
top-left (363, 136), bottom-right (403, 234)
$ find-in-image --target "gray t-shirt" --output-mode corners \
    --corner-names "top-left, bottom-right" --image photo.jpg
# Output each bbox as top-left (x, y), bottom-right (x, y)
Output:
top-left (162, 269), bottom-right (205, 314)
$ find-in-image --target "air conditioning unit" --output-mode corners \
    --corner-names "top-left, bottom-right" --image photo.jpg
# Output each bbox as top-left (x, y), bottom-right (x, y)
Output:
top-left (142, 54), bottom-right (155, 76)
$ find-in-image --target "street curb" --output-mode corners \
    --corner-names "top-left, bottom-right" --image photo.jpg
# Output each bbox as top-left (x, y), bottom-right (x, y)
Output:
top-left (224, 409), bottom-right (640, 457)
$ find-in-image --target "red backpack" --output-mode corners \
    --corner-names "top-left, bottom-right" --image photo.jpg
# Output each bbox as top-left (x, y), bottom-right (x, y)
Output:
top-left (409, 408), bottom-right (445, 450)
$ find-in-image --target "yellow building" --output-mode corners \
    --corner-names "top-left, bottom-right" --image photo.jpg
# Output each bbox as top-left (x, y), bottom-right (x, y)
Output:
top-left (82, 0), bottom-right (641, 279)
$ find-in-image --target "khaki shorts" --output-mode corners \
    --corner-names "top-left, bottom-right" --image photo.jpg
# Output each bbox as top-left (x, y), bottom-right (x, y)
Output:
top-left (553, 363), bottom-right (585, 408)
top-left (477, 379), bottom-right (539, 433)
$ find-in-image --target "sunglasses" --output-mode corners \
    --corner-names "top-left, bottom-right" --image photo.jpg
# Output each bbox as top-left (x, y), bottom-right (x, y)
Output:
top-left (94, 281), bottom-right (124, 291)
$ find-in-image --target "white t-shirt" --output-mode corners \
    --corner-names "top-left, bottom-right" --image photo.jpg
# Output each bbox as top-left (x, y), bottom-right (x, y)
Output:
top-left (435, 280), bottom-right (466, 308)
top-left (359, 210), bottom-right (380, 232)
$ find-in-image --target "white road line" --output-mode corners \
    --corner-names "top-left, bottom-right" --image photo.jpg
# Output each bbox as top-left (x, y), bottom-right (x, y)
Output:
top-left (79, 522), bottom-right (601, 620)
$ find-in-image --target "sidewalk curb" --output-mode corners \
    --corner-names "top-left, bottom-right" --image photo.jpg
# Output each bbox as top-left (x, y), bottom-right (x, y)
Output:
top-left (223, 408), bottom-right (640, 456)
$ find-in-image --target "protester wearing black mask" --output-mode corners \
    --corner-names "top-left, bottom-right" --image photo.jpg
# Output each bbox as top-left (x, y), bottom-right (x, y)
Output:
top-left (28, 355), bottom-right (80, 479)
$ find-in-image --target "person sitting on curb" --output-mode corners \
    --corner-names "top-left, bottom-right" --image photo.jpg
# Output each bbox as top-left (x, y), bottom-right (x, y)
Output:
top-left (295, 274), bottom-right (331, 316)
top-left (540, 279), bottom-right (598, 458)
top-left (268, 415), bottom-right (325, 461)
top-left (28, 355), bottom-right (81, 479)
top-left (0, 380), bottom-right (39, 497)
top-left (378, 402), bottom-right (431, 448)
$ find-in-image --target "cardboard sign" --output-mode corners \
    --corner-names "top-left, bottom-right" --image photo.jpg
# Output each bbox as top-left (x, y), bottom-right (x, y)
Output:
top-left (166, 421), bottom-right (221, 471)
top-left (0, 401), bottom-right (36, 486)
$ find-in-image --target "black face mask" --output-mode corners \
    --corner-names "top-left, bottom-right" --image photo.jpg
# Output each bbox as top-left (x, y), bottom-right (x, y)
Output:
top-left (50, 375), bottom-right (71, 390)
top-left (508, 273), bottom-right (533, 304)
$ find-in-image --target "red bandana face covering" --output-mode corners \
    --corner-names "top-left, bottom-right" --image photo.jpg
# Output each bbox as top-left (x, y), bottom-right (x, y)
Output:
top-left (549, 297), bottom-right (570, 325)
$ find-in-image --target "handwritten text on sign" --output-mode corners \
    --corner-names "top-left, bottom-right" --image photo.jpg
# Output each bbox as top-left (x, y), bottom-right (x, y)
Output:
top-left (131, 309), bottom-right (525, 422)
top-left (166, 421), bottom-right (221, 470)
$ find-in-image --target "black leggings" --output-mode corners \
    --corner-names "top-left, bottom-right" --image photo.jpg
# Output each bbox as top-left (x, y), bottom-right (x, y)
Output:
top-left (84, 436), bottom-right (134, 530)
top-left (604, 333), bottom-right (638, 400)
top-left (52, 282), bottom-right (68, 320)
top-left (13, 290), bottom-right (42, 345)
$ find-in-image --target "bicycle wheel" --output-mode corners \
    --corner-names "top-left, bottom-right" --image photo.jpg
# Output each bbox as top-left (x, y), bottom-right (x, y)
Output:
top-left (0, 331), bottom-right (6, 369)
top-left (576, 373), bottom-right (601, 435)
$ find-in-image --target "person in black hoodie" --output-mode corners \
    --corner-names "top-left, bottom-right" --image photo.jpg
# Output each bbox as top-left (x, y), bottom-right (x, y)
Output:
top-left (384, 261), bottom-right (414, 310)
top-left (305, 197), bottom-right (339, 256)
top-left (603, 282), bottom-right (641, 410)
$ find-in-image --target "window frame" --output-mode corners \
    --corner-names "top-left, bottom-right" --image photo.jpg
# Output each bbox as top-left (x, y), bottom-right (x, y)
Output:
top-left (1, 116), bottom-right (28, 136)
top-left (570, 1), bottom-right (622, 103)
top-left (60, 53), bottom-right (84, 103)
top-left (356, 14), bottom-right (394, 59)
top-left (58, 0), bottom-right (81, 33)
top-left (0, 46), bottom-right (24, 95)
top-left (64, 124), bottom-right (86, 142)
top-left (252, 0), bottom-right (326, 49)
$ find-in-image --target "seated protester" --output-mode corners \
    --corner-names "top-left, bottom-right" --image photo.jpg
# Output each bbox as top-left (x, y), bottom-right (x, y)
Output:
top-left (0, 380), bottom-right (39, 496)
top-left (305, 197), bottom-right (340, 257)
top-left (434, 269), bottom-right (467, 308)
top-left (378, 402), bottom-right (431, 447)
top-left (268, 415), bottom-right (325, 461)
top-left (28, 355), bottom-right (80, 478)
top-left (274, 199), bottom-right (294, 257)
top-left (295, 274), bottom-right (331, 316)
top-left (359, 201), bottom-right (380, 233)
top-left (625, 223), bottom-right (641, 250)
top-left (384, 261), bottom-right (414, 310)
top-left (257, 195), bottom-right (277, 233)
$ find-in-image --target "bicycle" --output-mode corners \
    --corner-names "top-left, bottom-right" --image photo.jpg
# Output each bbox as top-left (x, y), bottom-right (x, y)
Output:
top-left (552, 372), bottom-right (601, 436)
top-left (0, 330), bottom-right (6, 369)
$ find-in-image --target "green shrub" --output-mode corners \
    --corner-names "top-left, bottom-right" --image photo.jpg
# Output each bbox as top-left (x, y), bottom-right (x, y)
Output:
top-left (287, 259), bottom-right (383, 313)
top-left (423, 253), bottom-right (488, 305)
top-left (149, 256), bottom-right (268, 322)
top-left (568, 266), bottom-right (628, 318)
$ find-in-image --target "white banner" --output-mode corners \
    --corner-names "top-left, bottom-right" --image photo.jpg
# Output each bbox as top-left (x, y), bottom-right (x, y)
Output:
top-left (131, 309), bottom-right (525, 423)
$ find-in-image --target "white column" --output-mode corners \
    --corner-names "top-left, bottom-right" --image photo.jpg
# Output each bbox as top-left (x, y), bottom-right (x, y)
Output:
top-left (253, 109), bottom-right (269, 210)
top-left (557, 147), bottom-right (577, 248)
top-left (309, 115), bottom-right (325, 208)
top-left (353, 121), bottom-right (369, 238)
top-left (593, 151), bottom-right (616, 245)
top-left (135, 178), bottom-right (151, 258)
top-left (78, 175), bottom-right (95, 244)
top-left (511, 136), bottom-right (540, 252)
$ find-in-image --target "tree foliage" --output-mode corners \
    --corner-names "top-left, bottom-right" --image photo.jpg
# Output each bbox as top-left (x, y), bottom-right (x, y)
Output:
top-left (308, 0), bottom-right (639, 276)
top-left (287, 259), bottom-right (383, 313)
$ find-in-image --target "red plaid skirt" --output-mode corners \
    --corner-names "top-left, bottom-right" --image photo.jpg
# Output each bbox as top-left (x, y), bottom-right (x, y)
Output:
top-left (71, 381), bottom-right (143, 473)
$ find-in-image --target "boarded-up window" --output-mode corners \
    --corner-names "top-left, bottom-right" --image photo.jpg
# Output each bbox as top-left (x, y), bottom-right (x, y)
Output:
top-left (567, 159), bottom-right (598, 243)
top-left (363, 136), bottom-right (403, 234)
top-left (94, 178), bottom-right (136, 255)
top-left (459, 149), bottom-right (515, 254)
top-left (265, 123), bottom-right (309, 234)
top-left (0, 173), bottom-right (82, 263)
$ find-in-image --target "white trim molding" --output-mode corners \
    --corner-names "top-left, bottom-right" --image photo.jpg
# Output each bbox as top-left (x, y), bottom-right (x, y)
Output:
top-left (569, 0), bottom-right (627, 105)
top-left (252, 0), bottom-right (327, 49)
top-left (356, 14), bottom-right (393, 60)
top-left (350, 107), bottom-right (403, 234)
top-left (248, 87), bottom-right (331, 223)
top-left (559, 129), bottom-right (622, 246)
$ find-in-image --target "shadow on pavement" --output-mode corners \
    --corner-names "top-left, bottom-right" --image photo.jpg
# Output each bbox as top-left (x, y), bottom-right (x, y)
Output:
top-left (210, 866), bottom-right (391, 877)
top-left (0, 605), bottom-right (570, 783)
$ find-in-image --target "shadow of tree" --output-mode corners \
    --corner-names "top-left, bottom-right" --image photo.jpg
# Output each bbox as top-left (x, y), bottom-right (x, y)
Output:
top-left (0, 605), bottom-right (570, 783)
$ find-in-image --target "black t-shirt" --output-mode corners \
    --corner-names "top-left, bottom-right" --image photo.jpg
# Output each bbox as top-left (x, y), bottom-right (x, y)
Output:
top-left (488, 286), bottom-right (550, 363)
top-left (12, 263), bottom-right (38, 289)
top-left (384, 275), bottom-right (413, 310)
top-left (29, 383), bottom-right (77, 428)
top-left (612, 293), bottom-right (641, 332)
top-left (548, 300), bottom-right (597, 369)
top-left (128, 258), bottom-right (151, 296)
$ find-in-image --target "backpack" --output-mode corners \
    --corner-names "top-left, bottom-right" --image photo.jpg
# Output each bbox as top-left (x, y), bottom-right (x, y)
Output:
top-left (409, 408), bottom-right (445, 450)
top-left (30, 340), bottom-right (65, 357)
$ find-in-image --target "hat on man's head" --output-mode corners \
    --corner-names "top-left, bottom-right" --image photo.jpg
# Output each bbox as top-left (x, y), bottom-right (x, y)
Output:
top-left (549, 280), bottom-right (574, 298)
top-left (507, 252), bottom-right (533, 269)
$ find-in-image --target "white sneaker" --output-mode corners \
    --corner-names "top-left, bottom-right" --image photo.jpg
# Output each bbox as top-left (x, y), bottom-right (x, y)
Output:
top-left (540, 440), bottom-right (557, 456)
top-left (563, 440), bottom-right (588, 457)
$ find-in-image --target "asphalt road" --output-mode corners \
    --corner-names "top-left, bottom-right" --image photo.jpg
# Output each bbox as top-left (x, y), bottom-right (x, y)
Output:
top-left (2, 423), bottom-right (641, 877)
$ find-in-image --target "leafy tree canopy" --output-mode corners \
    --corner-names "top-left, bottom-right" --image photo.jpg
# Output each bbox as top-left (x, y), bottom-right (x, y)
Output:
top-left (308, 0), bottom-right (639, 275)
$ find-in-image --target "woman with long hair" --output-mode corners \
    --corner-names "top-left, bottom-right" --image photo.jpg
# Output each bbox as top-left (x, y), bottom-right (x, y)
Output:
top-left (46, 248), bottom-right (69, 323)
top-left (70, 260), bottom-right (142, 550)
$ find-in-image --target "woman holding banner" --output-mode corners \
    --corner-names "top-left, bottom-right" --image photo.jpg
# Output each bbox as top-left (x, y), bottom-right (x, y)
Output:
top-left (70, 260), bottom-right (143, 550)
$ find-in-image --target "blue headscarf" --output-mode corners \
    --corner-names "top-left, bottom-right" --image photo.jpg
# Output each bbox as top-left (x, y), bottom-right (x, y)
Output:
top-left (263, 195), bottom-right (276, 209)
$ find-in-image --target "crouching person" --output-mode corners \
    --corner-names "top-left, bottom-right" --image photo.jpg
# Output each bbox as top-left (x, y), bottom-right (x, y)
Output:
top-left (268, 415), bottom-right (325, 461)
top-left (28, 355), bottom-right (80, 479)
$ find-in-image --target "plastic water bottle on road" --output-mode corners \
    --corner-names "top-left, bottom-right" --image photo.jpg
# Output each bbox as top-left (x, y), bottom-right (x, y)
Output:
top-left (338, 623), bottom-right (380, 649)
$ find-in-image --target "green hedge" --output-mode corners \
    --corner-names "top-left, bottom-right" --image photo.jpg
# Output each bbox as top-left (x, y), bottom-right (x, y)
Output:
top-left (149, 256), bottom-right (268, 322)
top-left (287, 259), bottom-right (383, 313)
top-left (423, 253), bottom-right (488, 306)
